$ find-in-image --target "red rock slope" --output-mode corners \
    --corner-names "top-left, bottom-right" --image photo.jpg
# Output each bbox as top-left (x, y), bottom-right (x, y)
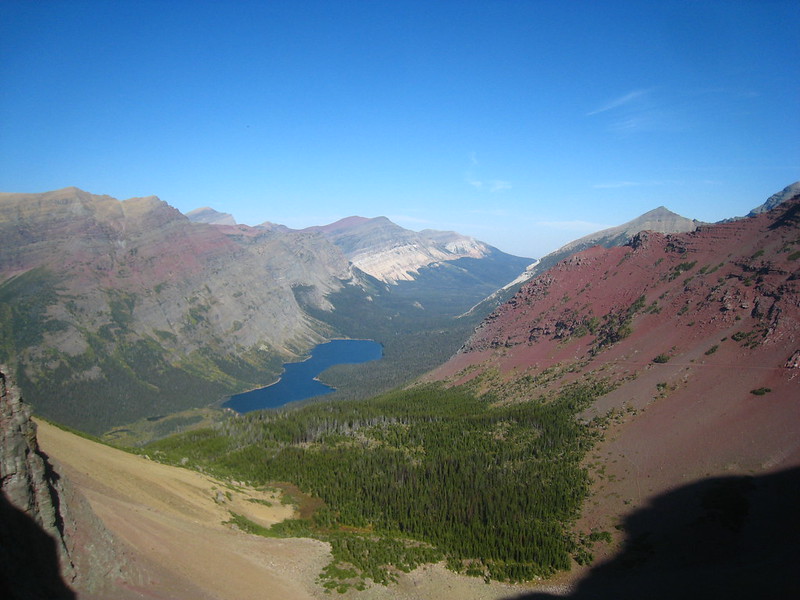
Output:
top-left (429, 197), bottom-right (800, 538)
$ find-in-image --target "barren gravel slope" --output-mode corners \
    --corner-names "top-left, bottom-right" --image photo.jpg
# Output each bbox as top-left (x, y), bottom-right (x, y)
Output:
top-left (36, 420), bottom-right (329, 600)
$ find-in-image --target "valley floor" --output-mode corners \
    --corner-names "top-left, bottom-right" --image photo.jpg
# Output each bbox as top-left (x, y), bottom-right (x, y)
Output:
top-left (36, 420), bottom-right (571, 600)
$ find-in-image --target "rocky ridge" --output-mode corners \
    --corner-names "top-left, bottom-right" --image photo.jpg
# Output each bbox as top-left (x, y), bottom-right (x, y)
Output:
top-left (457, 206), bottom-right (700, 320)
top-left (748, 181), bottom-right (800, 216)
top-left (524, 206), bottom-right (701, 282)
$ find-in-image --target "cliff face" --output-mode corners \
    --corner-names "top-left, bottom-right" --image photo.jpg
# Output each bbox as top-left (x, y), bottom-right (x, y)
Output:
top-left (0, 366), bottom-right (138, 599)
top-left (0, 365), bottom-right (75, 598)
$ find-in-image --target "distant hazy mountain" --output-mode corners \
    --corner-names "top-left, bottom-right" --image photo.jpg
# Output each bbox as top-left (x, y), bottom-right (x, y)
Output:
top-left (303, 216), bottom-right (531, 284)
top-left (255, 220), bottom-right (291, 233)
top-left (526, 206), bottom-right (701, 280)
top-left (747, 181), bottom-right (800, 216)
top-left (186, 206), bottom-right (236, 225)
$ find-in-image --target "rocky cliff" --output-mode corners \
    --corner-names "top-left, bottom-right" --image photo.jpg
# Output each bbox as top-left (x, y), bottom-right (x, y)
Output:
top-left (0, 366), bottom-right (135, 599)
top-left (0, 364), bottom-right (76, 598)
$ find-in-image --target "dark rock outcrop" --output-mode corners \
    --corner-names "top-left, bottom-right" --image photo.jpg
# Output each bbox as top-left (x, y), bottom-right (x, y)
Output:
top-left (0, 366), bottom-right (135, 599)
top-left (0, 365), bottom-right (76, 598)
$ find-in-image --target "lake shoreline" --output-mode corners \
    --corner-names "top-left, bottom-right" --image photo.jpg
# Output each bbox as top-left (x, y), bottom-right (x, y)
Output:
top-left (223, 339), bottom-right (383, 414)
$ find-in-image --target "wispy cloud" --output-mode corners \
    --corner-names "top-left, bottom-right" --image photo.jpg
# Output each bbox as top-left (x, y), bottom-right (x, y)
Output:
top-left (469, 208), bottom-right (511, 217)
top-left (586, 88), bottom-right (684, 134)
top-left (465, 153), bottom-right (510, 192)
top-left (490, 180), bottom-right (512, 193)
top-left (592, 181), bottom-right (644, 189)
top-left (465, 177), bottom-right (512, 192)
top-left (586, 89), bottom-right (649, 116)
top-left (536, 220), bottom-right (610, 232)
top-left (592, 180), bottom-right (678, 189)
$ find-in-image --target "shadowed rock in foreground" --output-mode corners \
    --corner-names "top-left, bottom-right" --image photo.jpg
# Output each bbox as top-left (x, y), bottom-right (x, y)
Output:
top-left (0, 366), bottom-right (76, 598)
top-left (0, 365), bottom-right (136, 599)
top-left (508, 467), bottom-right (800, 600)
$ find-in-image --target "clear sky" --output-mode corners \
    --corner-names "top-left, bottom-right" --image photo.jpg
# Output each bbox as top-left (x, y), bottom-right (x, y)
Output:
top-left (1, 1), bottom-right (798, 258)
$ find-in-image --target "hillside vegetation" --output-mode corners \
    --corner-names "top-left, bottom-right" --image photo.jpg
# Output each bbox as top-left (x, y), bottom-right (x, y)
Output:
top-left (149, 379), bottom-right (613, 590)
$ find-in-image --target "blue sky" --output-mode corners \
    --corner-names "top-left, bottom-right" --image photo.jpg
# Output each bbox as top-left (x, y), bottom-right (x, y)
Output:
top-left (1, 1), bottom-right (798, 258)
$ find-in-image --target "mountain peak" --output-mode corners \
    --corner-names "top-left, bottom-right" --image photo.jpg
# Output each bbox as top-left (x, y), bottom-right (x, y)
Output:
top-left (638, 206), bottom-right (680, 218)
top-left (186, 206), bottom-right (236, 225)
top-left (313, 216), bottom-right (375, 234)
top-left (522, 205), bottom-right (700, 282)
top-left (748, 181), bottom-right (800, 216)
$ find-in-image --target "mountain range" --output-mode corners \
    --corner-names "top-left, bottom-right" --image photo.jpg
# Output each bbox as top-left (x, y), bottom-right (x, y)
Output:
top-left (0, 188), bottom-right (529, 434)
top-left (1, 185), bottom-right (795, 436)
top-left (302, 215), bottom-right (501, 283)
top-left (1, 183), bottom-right (799, 598)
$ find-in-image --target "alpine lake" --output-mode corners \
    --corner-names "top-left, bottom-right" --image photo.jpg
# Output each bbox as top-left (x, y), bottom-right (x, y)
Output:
top-left (224, 339), bottom-right (383, 413)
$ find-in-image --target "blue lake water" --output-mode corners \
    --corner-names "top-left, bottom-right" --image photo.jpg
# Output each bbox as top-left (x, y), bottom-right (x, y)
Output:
top-left (223, 339), bottom-right (383, 413)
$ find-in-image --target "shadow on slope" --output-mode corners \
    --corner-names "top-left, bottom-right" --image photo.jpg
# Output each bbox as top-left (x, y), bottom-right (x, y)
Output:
top-left (0, 491), bottom-right (75, 600)
top-left (509, 467), bottom-right (800, 600)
